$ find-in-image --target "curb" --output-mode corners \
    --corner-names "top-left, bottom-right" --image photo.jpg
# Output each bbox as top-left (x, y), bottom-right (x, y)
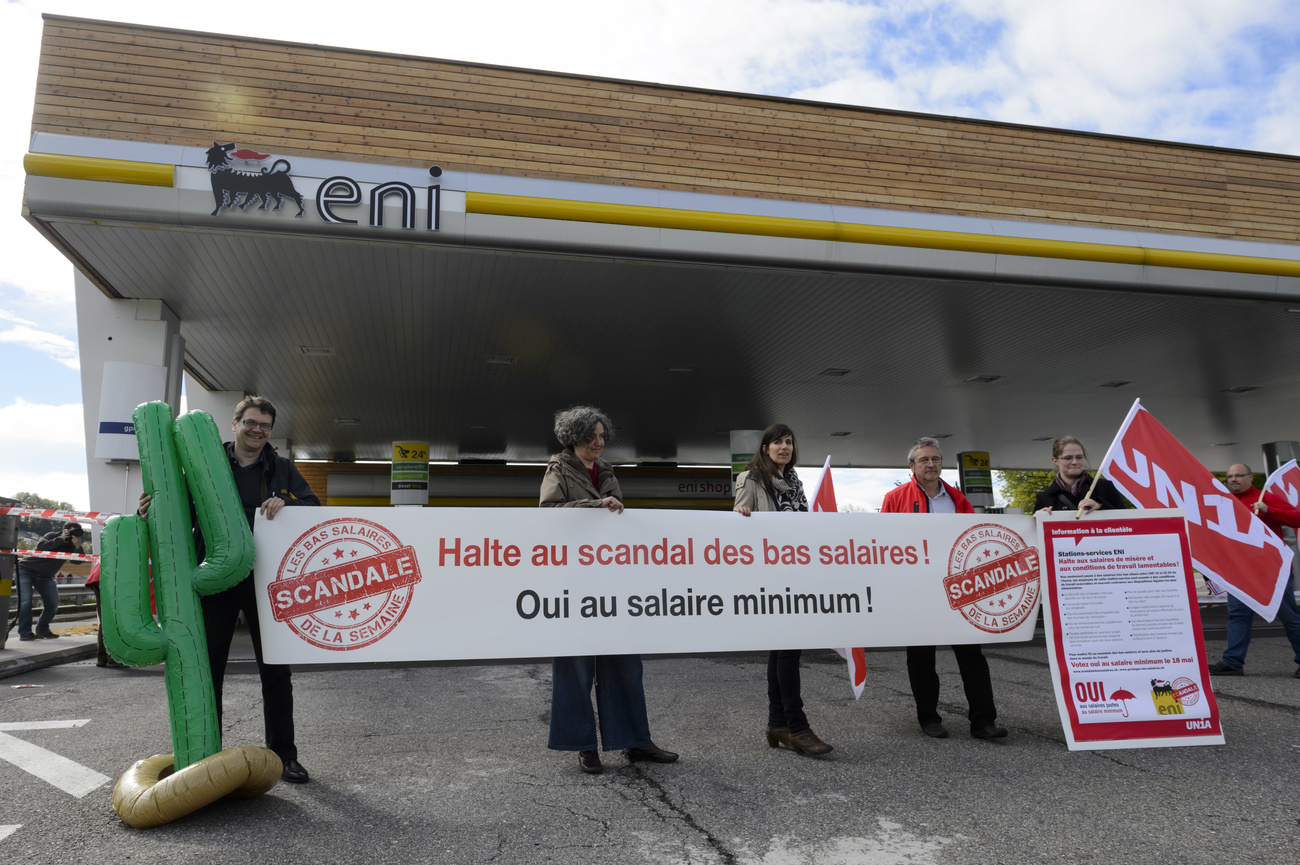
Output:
top-left (0, 643), bottom-right (97, 679)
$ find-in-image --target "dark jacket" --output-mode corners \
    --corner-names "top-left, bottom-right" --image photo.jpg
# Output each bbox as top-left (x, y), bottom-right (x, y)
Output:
top-left (20, 531), bottom-right (80, 577)
top-left (1033, 474), bottom-right (1127, 513)
top-left (225, 441), bottom-right (320, 529)
top-left (881, 477), bottom-right (974, 514)
top-left (539, 450), bottom-right (621, 507)
top-left (195, 442), bottom-right (319, 564)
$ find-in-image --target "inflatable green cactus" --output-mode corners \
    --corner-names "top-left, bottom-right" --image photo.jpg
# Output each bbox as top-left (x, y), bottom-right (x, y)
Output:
top-left (101, 401), bottom-right (255, 770)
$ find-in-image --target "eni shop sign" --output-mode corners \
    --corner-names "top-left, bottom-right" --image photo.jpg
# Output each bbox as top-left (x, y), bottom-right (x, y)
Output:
top-left (187, 141), bottom-right (442, 232)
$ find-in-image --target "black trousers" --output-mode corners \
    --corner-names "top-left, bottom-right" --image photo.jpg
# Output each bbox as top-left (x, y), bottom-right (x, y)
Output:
top-left (90, 583), bottom-right (108, 664)
top-left (201, 574), bottom-right (296, 761)
top-left (906, 644), bottom-right (997, 729)
top-left (767, 649), bottom-right (810, 733)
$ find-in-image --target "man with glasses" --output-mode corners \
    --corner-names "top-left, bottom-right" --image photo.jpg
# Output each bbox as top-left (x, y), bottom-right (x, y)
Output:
top-left (1209, 464), bottom-right (1300, 678)
top-left (138, 395), bottom-right (319, 782)
top-left (881, 437), bottom-right (1008, 741)
top-left (17, 520), bottom-right (85, 640)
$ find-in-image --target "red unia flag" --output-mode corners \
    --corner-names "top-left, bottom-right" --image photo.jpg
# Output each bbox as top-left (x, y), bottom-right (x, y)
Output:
top-left (1097, 399), bottom-right (1294, 620)
top-left (808, 456), bottom-right (867, 699)
top-left (1264, 459), bottom-right (1300, 508)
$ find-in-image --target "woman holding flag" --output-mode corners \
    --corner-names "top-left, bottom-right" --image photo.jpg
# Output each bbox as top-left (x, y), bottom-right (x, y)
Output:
top-left (1033, 436), bottom-right (1126, 514)
top-left (734, 423), bottom-right (834, 756)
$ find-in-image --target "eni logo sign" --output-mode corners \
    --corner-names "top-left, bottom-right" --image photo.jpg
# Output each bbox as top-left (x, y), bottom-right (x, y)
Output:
top-left (204, 141), bottom-right (441, 231)
top-left (317, 167), bottom-right (442, 231)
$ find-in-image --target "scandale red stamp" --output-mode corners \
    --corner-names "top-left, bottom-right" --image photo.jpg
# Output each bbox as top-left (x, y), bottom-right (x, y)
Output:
top-left (944, 523), bottom-right (1041, 634)
top-left (268, 517), bottom-right (422, 650)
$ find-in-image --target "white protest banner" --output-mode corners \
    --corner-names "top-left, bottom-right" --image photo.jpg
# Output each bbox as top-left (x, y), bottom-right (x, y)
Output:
top-left (253, 507), bottom-right (1042, 664)
top-left (1039, 510), bottom-right (1223, 750)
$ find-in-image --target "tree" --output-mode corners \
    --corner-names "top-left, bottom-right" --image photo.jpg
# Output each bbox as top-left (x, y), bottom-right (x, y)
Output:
top-left (10, 491), bottom-right (85, 551)
top-left (995, 470), bottom-right (1054, 514)
top-left (12, 491), bottom-right (76, 511)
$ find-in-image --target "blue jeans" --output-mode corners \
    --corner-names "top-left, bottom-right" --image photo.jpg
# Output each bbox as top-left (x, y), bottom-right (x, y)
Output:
top-left (548, 655), bottom-right (652, 752)
top-left (1221, 572), bottom-right (1300, 670)
top-left (17, 566), bottom-right (60, 637)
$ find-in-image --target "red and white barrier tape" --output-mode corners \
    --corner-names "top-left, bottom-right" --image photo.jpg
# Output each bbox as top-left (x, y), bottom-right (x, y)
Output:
top-left (1, 549), bottom-right (99, 562)
top-left (0, 507), bottom-right (118, 524)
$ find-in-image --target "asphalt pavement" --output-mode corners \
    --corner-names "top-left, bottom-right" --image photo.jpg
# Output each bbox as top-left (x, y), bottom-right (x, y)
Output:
top-left (1, 617), bottom-right (1297, 865)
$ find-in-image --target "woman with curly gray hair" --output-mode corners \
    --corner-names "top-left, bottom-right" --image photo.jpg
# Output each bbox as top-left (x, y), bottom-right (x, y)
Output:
top-left (540, 406), bottom-right (678, 774)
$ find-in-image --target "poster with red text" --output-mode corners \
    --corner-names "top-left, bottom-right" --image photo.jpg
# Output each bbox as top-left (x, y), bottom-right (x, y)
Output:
top-left (1040, 510), bottom-right (1223, 750)
top-left (252, 507), bottom-right (1041, 664)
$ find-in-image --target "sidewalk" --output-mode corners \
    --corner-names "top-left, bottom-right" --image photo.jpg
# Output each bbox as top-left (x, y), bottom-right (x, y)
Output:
top-left (0, 623), bottom-right (98, 679)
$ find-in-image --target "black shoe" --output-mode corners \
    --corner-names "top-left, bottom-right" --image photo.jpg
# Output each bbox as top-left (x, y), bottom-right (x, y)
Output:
top-left (19, 634), bottom-right (36, 642)
top-left (921, 722), bottom-right (949, 739)
top-left (1208, 662), bottom-right (1243, 676)
top-left (625, 743), bottom-right (679, 763)
top-left (281, 759), bottom-right (310, 783)
top-left (788, 728), bottom-right (834, 756)
top-left (1294, 666), bottom-right (1300, 680)
top-left (971, 723), bottom-right (1009, 740)
top-left (765, 726), bottom-right (791, 748)
top-left (578, 749), bottom-right (603, 774)
top-left (36, 632), bottom-right (59, 639)
top-left (97, 659), bottom-right (126, 669)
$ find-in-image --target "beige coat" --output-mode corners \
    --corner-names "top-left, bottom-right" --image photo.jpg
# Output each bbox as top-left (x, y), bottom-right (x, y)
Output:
top-left (539, 450), bottom-right (623, 507)
top-left (733, 469), bottom-right (776, 512)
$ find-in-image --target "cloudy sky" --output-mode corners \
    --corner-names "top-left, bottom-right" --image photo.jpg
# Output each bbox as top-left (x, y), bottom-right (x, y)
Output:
top-left (3, 0), bottom-right (1299, 511)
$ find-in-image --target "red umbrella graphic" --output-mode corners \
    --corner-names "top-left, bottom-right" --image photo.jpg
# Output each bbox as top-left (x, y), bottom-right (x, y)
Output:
top-left (1110, 688), bottom-right (1137, 717)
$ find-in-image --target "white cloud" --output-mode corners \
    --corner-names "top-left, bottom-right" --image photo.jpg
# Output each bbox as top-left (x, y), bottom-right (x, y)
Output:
top-left (787, 0), bottom-right (1299, 153)
top-left (0, 397), bottom-right (88, 509)
top-left (0, 323), bottom-right (79, 369)
top-left (0, 309), bottom-right (36, 327)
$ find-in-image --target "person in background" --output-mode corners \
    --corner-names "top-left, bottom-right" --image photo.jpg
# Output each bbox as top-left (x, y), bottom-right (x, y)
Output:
top-left (1033, 436), bottom-right (1126, 515)
top-left (881, 437), bottom-right (1007, 741)
top-left (17, 520), bottom-right (84, 641)
top-left (540, 405), bottom-right (679, 774)
top-left (85, 561), bottom-right (124, 668)
top-left (1209, 464), bottom-right (1300, 678)
top-left (734, 422), bottom-right (833, 756)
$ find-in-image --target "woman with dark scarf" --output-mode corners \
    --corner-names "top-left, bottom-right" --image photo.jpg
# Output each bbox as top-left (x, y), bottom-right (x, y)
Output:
top-left (733, 423), bottom-right (833, 756)
top-left (1033, 436), bottom-right (1127, 514)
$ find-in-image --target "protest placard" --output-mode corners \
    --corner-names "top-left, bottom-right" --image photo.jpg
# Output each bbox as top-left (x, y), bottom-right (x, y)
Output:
top-left (1039, 510), bottom-right (1223, 749)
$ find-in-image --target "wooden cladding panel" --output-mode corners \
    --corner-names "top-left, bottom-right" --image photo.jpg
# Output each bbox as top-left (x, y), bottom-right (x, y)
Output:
top-left (31, 17), bottom-right (1300, 243)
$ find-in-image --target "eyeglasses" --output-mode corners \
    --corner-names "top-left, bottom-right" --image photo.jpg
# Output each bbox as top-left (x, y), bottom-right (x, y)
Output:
top-left (1057, 455), bottom-right (1087, 461)
top-left (238, 419), bottom-right (274, 432)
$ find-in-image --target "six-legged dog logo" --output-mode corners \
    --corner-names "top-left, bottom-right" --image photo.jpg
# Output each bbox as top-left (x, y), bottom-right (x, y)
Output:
top-left (206, 141), bottom-right (306, 218)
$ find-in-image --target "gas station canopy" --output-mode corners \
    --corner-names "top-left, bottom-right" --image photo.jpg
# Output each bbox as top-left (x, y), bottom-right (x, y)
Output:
top-left (23, 16), bottom-right (1300, 471)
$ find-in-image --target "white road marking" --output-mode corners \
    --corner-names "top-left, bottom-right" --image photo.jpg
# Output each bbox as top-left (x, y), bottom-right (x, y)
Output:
top-left (0, 720), bottom-right (110, 798)
top-left (0, 826), bottom-right (20, 842)
top-left (0, 720), bottom-right (91, 731)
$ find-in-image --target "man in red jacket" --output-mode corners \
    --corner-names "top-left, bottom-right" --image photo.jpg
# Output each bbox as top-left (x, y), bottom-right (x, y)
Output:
top-left (1209, 464), bottom-right (1300, 678)
top-left (881, 437), bottom-right (1007, 740)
